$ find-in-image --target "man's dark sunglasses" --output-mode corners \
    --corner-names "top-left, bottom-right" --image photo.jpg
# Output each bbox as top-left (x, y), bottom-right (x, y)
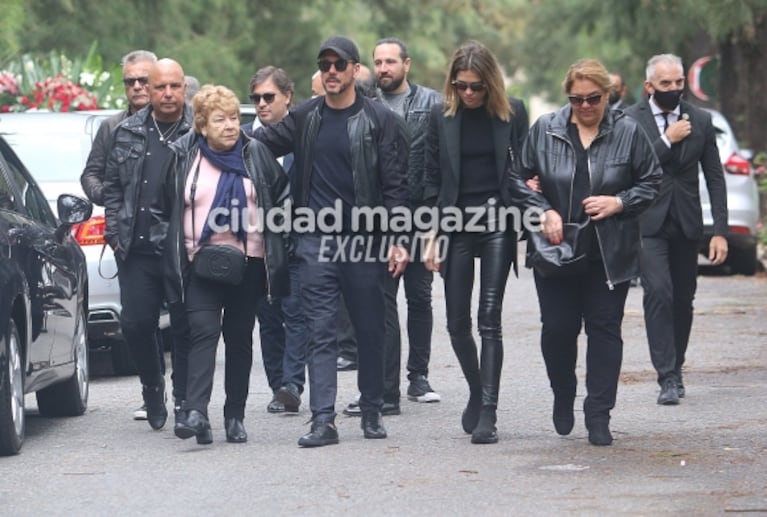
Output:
top-left (567, 93), bottom-right (603, 106)
top-left (122, 76), bottom-right (149, 87)
top-left (451, 80), bottom-right (485, 92)
top-left (317, 59), bottom-right (351, 72)
top-left (249, 92), bottom-right (277, 104)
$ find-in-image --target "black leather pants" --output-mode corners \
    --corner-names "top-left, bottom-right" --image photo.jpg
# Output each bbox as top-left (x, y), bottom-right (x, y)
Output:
top-left (443, 229), bottom-right (514, 406)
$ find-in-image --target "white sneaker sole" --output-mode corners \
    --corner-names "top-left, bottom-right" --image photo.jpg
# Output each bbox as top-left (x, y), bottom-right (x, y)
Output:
top-left (408, 392), bottom-right (441, 403)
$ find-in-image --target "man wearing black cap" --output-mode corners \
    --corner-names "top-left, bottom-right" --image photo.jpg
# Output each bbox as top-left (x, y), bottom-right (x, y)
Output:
top-left (254, 35), bottom-right (410, 447)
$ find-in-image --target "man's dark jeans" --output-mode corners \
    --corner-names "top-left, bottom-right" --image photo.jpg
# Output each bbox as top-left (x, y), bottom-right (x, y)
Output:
top-left (256, 260), bottom-right (307, 393)
top-left (383, 258), bottom-right (433, 403)
top-left (296, 234), bottom-right (386, 423)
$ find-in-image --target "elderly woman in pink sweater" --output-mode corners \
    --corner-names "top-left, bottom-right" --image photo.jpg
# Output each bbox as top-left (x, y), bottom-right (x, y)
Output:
top-left (158, 84), bottom-right (290, 445)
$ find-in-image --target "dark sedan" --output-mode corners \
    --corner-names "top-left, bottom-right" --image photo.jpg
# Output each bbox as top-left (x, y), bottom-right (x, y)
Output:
top-left (0, 135), bottom-right (92, 456)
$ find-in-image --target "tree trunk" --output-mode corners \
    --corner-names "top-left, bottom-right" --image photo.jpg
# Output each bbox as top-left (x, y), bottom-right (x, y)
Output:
top-left (719, 12), bottom-right (767, 153)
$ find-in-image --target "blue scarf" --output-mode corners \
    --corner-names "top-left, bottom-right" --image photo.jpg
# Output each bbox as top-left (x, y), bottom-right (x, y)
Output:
top-left (197, 135), bottom-right (249, 244)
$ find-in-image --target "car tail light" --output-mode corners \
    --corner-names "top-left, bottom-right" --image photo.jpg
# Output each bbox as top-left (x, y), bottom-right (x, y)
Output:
top-left (724, 153), bottom-right (751, 175)
top-left (73, 215), bottom-right (106, 245)
top-left (729, 225), bottom-right (751, 235)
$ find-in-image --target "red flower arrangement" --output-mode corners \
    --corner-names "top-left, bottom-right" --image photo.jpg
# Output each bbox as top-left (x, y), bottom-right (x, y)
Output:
top-left (19, 74), bottom-right (99, 112)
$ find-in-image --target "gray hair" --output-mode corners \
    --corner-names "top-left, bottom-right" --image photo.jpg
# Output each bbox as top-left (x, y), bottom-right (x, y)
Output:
top-left (120, 50), bottom-right (158, 67)
top-left (645, 54), bottom-right (683, 81)
top-left (184, 76), bottom-right (200, 103)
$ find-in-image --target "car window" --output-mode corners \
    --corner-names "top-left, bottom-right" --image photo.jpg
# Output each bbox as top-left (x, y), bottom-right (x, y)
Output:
top-left (0, 142), bottom-right (57, 226)
top-left (3, 131), bottom-right (92, 183)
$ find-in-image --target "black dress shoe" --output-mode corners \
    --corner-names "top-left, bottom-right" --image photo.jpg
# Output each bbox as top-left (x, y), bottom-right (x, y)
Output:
top-left (174, 409), bottom-right (213, 445)
top-left (142, 379), bottom-right (168, 431)
top-left (587, 421), bottom-right (613, 446)
top-left (342, 399), bottom-right (362, 417)
top-left (298, 421), bottom-right (339, 447)
top-left (361, 411), bottom-right (387, 439)
top-left (461, 395), bottom-right (482, 434)
top-left (657, 377), bottom-right (680, 405)
top-left (471, 406), bottom-right (498, 444)
top-left (267, 396), bottom-right (286, 413)
top-left (275, 383), bottom-right (301, 412)
top-left (336, 356), bottom-right (357, 371)
top-left (225, 418), bottom-right (248, 443)
top-left (553, 396), bottom-right (575, 436)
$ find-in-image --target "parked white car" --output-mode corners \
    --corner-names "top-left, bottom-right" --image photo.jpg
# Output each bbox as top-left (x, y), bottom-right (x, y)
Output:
top-left (699, 109), bottom-right (761, 275)
top-left (0, 110), bottom-right (169, 374)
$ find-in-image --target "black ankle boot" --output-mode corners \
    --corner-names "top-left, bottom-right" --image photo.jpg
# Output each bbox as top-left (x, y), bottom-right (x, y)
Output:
top-left (587, 421), bottom-right (613, 446)
top-left (553, 394), bottom-right (575, 436)
top-left (174, 409), bottom-right (213, 445)
top-left (471, 405), bottom-right (498, 444)
top-left (225, 417), bottom-right (247, 443)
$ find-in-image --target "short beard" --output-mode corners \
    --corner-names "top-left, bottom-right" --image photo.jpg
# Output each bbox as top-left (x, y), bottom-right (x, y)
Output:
top-left (378, 75), bottom-right (405, 93)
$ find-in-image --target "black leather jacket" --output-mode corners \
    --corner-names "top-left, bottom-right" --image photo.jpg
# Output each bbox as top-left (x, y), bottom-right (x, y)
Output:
top-left (80, 109), bottom-right (131, 206)
top-left (103, 104), bottom-right (194, 259)
top-left (253, 94), bottom-right (409, 217)
top-left (158, 131), bottom-right (291, 304)
top-left (378, 82), bottom-right (442, 206)
top-left (504, 104), bottom-right (661, 287)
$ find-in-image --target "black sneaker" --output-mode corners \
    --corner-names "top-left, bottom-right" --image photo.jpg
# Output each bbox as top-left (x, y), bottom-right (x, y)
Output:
top-left (407, 375), bottom-right (441, 403)
top-left (361, 411), bottom-right (387, 439)
top-left (298, 421), bottom-right (339, 448)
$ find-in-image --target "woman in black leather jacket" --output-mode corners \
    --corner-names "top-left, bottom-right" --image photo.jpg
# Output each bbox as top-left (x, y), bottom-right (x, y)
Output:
top-left (504, 59), bottom-right (660, 446)
top-left (423, 41), bottom-right (528, 444)
top-left (158, 85), bottom-right (290, 445)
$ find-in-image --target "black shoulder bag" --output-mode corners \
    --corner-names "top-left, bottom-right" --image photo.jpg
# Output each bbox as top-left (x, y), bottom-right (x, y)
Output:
top-left (190, 158), bottom-right (247, 285)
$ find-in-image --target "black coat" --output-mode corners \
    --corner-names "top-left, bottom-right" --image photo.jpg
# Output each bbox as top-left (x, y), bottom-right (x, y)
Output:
top-left (157, 131), bottom-right (292, 303)
top-left (504, 104), bottom-right (662, 287)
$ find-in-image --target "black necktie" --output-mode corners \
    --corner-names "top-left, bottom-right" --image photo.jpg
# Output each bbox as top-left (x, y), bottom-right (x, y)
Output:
top-left (662, 112), bottom-right (669, 132)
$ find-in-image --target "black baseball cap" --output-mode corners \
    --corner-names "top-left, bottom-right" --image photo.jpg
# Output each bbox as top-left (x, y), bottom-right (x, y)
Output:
top-left (317, 36), bottom-right (360, 63)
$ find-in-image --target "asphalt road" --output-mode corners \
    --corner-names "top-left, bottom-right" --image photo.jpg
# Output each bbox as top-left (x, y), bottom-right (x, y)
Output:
top-left (2, 260), bottom-right (766, 516)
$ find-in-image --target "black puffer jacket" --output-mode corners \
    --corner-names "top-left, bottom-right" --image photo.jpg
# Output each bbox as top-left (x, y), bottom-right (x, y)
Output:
top-left (103, 104), bottom-right (194, 259)
top-left (504, 104), bottom-right (662, 287)
top-left (158, 131), bottom-right (291, 304)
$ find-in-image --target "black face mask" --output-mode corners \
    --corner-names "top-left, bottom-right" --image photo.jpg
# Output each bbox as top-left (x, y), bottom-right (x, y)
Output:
top-left (653, 89), bottom-right (683, 111)
top-left (608, 91), bottom-right (622, 105)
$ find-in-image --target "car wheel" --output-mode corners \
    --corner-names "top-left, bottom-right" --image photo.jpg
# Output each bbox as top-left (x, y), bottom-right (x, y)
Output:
top-left (729, 245), bottom-right (758, 276)
top-left (111, 338), bottom-right (137, 376)
top-left (0, 319), bottom-right (25, 456)
top-left (37, 306), bottom-right (89, 417)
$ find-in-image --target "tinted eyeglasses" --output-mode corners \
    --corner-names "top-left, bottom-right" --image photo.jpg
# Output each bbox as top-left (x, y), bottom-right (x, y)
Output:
top-left (250, 92), bottom-right (277, 104)
top-left (122, 76), bottom-right (149, 87)
top-left (567, 93), bottom-right (603, 106)
top-left (317, 59), bottom-right (351, 72)
top-left (451, 80), bottom-right (485, 92)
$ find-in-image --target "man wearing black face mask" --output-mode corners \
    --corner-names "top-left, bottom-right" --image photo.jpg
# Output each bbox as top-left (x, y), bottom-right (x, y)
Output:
top-left (625, 53), bottom-right (728, 407)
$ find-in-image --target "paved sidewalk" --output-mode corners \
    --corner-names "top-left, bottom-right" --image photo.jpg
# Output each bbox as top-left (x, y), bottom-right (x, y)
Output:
top-left (3, 260), bottom-right (766, 516)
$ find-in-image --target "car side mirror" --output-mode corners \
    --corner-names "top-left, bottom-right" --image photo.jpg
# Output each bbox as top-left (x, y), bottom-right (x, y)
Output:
top-left (57, 194), bottom-right (92, 225)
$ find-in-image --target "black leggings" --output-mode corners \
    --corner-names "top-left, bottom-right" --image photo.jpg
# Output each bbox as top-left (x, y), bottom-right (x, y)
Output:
top-left (444, 229), bottom-right (514, 340)
top-left (443, 229), bottom-right (514, 406)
